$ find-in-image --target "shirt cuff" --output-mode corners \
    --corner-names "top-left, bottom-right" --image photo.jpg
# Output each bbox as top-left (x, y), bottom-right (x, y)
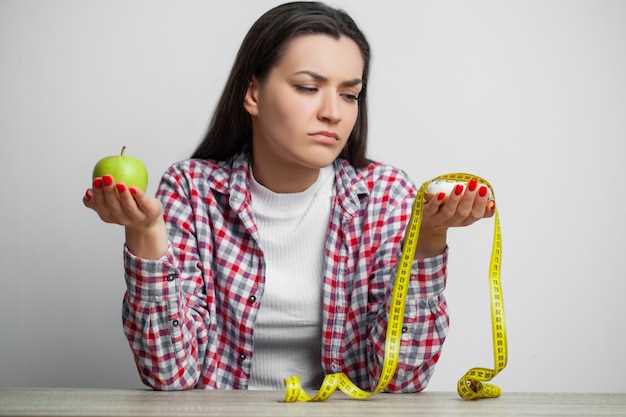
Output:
top-left (123, 242), bottom-right (180, 301)
top-left (408, 244), bottom-right (448, 299)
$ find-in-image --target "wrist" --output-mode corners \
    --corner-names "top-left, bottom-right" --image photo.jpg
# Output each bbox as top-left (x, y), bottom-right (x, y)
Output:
top-left (126, 216), bottom-right (165, 235)
top-left (125, 218), bottom-right (168, 260)
top-left (415, 226), bottom-right (448, 259)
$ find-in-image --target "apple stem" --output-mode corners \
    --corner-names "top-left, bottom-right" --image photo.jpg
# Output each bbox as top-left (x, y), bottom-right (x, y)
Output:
top-left (121, 146), bottom-right (126, 156)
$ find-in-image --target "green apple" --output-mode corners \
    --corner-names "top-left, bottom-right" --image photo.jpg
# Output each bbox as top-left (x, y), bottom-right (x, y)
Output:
top-left (92, 146), bottom-right (148, 192)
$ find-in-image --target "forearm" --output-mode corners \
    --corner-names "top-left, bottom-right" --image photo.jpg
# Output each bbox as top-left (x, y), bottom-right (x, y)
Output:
top-left (122, 218), bottom-right (208, 390)
top-left (366, 244), bottom-right (449, 392)
top-left (125, 218), bottom-right (168, 260)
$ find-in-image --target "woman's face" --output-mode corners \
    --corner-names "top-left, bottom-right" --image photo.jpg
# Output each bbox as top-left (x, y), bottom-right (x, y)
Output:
top-left (244, 34), bottom-right (364, 170)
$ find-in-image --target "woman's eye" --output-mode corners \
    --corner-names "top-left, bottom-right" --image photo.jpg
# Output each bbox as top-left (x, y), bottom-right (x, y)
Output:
top-left (295, 85), bottom-right (359, 103)
top-left (295, 85), bottom-right (317, 93)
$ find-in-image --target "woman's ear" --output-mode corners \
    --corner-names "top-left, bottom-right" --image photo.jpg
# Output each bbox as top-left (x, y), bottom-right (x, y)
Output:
top-left (243, 77), bottom-right (260, 116)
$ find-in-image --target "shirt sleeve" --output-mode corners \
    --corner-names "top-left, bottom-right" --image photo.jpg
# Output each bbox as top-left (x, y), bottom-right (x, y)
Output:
top-left (366, 193), bottom-right (450, 393)
top-left (121, 165), bottom-right (210, 390)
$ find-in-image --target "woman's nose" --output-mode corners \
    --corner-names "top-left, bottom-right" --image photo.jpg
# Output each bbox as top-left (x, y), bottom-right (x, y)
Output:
top-left (317, 93), bottom-right (341, 124)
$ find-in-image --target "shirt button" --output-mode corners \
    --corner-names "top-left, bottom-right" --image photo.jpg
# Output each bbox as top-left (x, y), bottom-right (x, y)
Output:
top-left (167, 274), bottom-right (175, 281)
top-left (239, 354), bottom-right (247, 361)
top-left (196, 262), bottom-right (202, 269)
top-left (402, 326), bottom-right (408, 333)
top-left (248, 295), bottom-right (256, 303)
top-left (172, 320), bottom-right (179, 327)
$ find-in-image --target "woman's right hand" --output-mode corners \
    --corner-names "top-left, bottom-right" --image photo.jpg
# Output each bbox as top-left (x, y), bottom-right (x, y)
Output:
top-left (83, 175), bottom-right (164, 231)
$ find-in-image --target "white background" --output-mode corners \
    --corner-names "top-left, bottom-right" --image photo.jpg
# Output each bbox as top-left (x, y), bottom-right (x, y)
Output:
top-left (1, 0), bottom-right (624, 392)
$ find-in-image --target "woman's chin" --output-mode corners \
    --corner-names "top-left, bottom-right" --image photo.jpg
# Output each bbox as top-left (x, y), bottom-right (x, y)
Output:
top-left (299, 148), bottom-right (341, 168)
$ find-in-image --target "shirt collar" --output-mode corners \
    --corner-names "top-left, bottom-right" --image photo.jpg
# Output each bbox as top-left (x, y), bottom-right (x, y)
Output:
top-left (206, 147), bottom-right (369, 217)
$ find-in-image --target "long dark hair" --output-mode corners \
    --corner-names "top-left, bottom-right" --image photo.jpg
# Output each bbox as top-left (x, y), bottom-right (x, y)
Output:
top-left (191, 1), bottom-right (372, 168)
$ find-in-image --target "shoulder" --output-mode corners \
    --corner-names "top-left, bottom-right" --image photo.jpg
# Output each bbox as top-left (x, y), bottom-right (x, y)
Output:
top-left (163, 158), bottom-right (224, 180)
top-left (157, 158), bottom-right (231, 195)
top-left (342, 158), bottom-right (418, 206)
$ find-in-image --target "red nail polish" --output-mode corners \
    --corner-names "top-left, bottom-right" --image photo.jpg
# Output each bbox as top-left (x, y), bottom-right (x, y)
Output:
top-left (454, 184), bottom-right (464, 195)
top-left (103, 175), bottom-right (113, 186)
top-left (437, 192), bottom-right (445, 201)
top-left (468, 179), bottom-right (477, 192)
top-left (116, 183), bottom-right (125, 193)
top-left (479, 186), bottom-right (487, 197)
top-left (93, 178), bottom-right (103, 189)
top-left (129, 187), bottom-right (137, 196)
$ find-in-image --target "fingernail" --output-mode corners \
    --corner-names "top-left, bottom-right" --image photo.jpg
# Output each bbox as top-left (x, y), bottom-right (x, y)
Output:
top-left (437, 192), bottom-right (445, 201)
top-left (116, 183), bottom-right (126, 193)
top-left (103, 175), bottom-right (113, 187)
top-left (85, 189), bottom-right (92, 201)
top-left (129, 187), bottom-right (137, 196)
top-left (479, 186), bottom-right (487, 197)
top-left (454, 184), bottom-right (464, 196)
top-left (468, 179), bottom-right (478, 192)
top-left (93, 178), bottom-right (103, 189)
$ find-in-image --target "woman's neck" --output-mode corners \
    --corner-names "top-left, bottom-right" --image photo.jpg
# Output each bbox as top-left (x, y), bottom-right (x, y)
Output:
top-left (250, 145), bottom-right (321, 194)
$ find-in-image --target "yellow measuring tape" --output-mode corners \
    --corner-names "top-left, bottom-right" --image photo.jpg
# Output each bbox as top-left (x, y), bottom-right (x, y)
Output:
top-left (283, 173), bottom-right (507, 402)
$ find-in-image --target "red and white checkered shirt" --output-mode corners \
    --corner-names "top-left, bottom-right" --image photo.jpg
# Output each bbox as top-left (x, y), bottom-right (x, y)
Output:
top-left (122, 149), bottom-right (449, 392)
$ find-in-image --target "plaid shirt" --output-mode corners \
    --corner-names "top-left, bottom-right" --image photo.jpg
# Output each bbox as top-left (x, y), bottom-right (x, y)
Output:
top-left (122, 149), bottom-right (449, 392)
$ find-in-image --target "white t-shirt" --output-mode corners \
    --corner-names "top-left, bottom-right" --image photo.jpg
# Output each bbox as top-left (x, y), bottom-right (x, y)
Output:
top-left (247, 163), bottom-right (335, 390)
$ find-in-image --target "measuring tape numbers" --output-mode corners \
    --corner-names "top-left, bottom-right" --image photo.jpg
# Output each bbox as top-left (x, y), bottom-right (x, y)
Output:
top-left (283, 173), bottom-right (508, 402)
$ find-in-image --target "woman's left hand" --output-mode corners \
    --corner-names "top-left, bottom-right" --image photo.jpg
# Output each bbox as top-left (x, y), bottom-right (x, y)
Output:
top-left (421, 178), bottom-right (496, 234)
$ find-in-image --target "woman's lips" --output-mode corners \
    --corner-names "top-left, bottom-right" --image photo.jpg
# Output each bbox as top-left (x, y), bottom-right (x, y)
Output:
top-left (309, 133), bottom-right (338, 145)
top-left (311, 130), bottom-right (338, 139)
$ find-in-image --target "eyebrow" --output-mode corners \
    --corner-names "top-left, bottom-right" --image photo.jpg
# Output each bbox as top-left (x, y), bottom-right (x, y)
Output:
top-left (292, 70), bottom-right (362, 87)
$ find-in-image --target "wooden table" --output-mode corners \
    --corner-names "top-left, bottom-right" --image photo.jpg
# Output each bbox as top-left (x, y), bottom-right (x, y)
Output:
top-left (1, 388), bottom-right (624, 417)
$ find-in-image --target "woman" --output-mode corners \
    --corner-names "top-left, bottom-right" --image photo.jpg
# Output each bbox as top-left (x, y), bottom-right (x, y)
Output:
top-left (83, 2), bottom-right (495, 392)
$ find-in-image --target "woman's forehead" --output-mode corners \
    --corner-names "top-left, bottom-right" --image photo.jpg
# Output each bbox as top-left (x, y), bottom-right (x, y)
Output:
top-left (275, 34), bottom-right (364, 80)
